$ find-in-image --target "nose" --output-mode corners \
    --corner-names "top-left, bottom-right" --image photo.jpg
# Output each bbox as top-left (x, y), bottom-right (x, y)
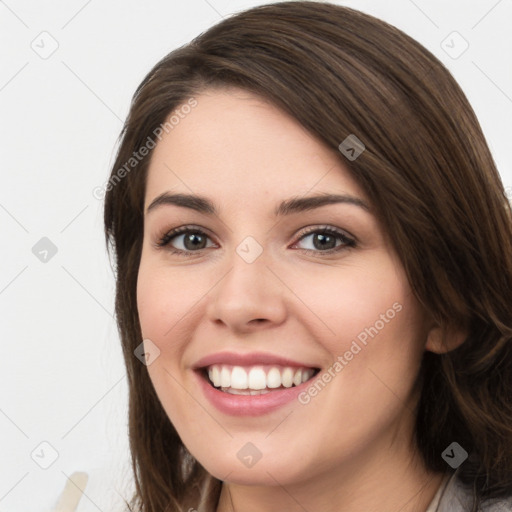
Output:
top-left (206, 247), bottom-right (287, 334)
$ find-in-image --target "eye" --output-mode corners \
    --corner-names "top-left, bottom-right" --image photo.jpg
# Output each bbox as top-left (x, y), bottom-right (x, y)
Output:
top-left (155, 226), bottom-right (216, 255)
top-left (291, 226), bottom-right (356, 254)
top-left (155, 224), bottom-right (356, 256)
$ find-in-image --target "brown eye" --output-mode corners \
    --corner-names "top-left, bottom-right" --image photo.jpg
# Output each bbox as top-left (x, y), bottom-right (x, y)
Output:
top-left (293, 227), bottom-right (356, 254)
top-left (157, 227), bottom-right (215, 254)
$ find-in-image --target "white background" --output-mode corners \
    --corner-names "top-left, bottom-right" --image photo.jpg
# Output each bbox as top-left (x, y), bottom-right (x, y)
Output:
top-left (0, 1), bottom-right (511, 511)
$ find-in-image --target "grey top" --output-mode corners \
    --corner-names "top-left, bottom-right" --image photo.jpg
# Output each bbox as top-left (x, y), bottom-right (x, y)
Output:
top-left (426, 470), bottom-right (512, 511)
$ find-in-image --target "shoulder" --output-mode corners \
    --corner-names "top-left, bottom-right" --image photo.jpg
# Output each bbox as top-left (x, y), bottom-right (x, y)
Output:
top-left (438, 475), bottom-right (512, 511)
top-left (480, 494), bottom-right (512, 512)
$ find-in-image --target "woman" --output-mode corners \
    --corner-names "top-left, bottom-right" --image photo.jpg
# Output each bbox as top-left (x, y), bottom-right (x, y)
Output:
top-left (103, 2), bottom-right (512, 511)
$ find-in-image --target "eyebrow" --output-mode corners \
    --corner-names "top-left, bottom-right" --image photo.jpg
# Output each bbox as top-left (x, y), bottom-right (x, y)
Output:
top-left (146, 192), bottom-right (370, 217)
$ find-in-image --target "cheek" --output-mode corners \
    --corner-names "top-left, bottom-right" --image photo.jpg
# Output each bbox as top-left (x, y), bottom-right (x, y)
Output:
top-left (136, 260), bottom-right (206, 429)
top-left (292, 256), bottom-right (416, 350)
top-left (293, 256), bottom-right (426, 411)
top-left (136, 258), bottom-right (201, 347)
top-left (289, 266), bottom-right (425, 467)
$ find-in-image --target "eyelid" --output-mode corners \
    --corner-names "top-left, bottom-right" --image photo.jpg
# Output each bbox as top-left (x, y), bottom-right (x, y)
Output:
top-left (291, 225), bottom-right (356, 253)
top-left (153, 224), bottom-right (217, 250)
top-left (154, 223), bottom-right (356, 255)
top-left (294, 225), bottom-right (356, 243)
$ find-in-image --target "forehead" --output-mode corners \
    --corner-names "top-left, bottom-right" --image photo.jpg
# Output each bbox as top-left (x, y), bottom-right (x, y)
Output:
top-left (145, 88), bottom-right (365, 209)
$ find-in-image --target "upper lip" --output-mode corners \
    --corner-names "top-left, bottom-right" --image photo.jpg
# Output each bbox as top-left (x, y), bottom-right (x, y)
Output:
top-left (192, 351), bottom-right (319, 370)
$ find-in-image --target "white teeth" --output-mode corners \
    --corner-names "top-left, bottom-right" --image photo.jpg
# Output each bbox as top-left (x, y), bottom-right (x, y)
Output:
top-left (208, 366), bottom-right (221, 387)
top-left (220, 366), bottom-right (231, 387)
top-left (248, 367), bottom-right (267, 390)
top-left (231, 366), bottom-right (248, 389)
top-left (206, 364), bottom-right (316, 391)
top-left (226, 388), bottom-right (272, 395)
top-left (302, 369), bottom-right (313, 383)
top-left (266, 367), bottom-right (281, 388)
top-left (281, 367), bottom-right (294, 388)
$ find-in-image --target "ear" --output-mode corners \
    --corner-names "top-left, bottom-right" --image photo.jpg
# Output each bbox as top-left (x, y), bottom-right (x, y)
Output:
top-left (425, 323), bottom-right (468, 354)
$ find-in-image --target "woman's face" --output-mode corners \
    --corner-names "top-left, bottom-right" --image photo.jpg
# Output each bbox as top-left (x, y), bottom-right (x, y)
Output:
top-left (137, 87), bottom-right (434, 486)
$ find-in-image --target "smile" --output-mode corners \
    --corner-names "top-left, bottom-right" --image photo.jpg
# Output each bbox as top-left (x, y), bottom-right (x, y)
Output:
top-left (205, 364), bottom-right (318, 395)
top-left (194, 364), bottom-right (321, 415)
top-left (192, 351), bottom-right (321, 415)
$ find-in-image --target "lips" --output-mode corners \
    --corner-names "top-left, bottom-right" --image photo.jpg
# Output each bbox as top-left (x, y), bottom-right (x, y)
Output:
top-left (195, 369), bottom-right (320, 416)
top-left (192, 352), bottom-right (320, 409)
top-left (193, 351), bottom-right (318, 370)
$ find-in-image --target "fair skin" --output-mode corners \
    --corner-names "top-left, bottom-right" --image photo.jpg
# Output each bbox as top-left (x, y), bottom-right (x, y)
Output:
top-left (137, 87), bottom-right (449, 512)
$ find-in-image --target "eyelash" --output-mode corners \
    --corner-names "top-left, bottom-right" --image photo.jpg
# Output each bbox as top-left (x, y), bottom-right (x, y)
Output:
top-left (155, 224), bottom-right (356, 256)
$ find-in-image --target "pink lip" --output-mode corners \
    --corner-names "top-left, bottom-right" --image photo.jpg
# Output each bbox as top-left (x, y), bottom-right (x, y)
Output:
top-left (192, 351), bottom-right (320, 416)
top-left (192, 351), bottom-right (317, 370)
top-left (194, 369), bottom-right (317, 416)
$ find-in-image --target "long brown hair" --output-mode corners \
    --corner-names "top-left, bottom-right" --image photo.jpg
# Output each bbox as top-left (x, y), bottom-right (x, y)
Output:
top-left (103, 2), bottom-right (512, 510)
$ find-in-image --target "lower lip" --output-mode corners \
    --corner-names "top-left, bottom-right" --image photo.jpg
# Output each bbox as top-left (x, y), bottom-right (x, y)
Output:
top-left (194, 370), bottom-right (316, 416)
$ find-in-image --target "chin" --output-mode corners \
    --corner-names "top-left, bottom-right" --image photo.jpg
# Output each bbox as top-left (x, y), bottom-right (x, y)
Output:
top-left (193, 446), bottom-right (313, 487)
